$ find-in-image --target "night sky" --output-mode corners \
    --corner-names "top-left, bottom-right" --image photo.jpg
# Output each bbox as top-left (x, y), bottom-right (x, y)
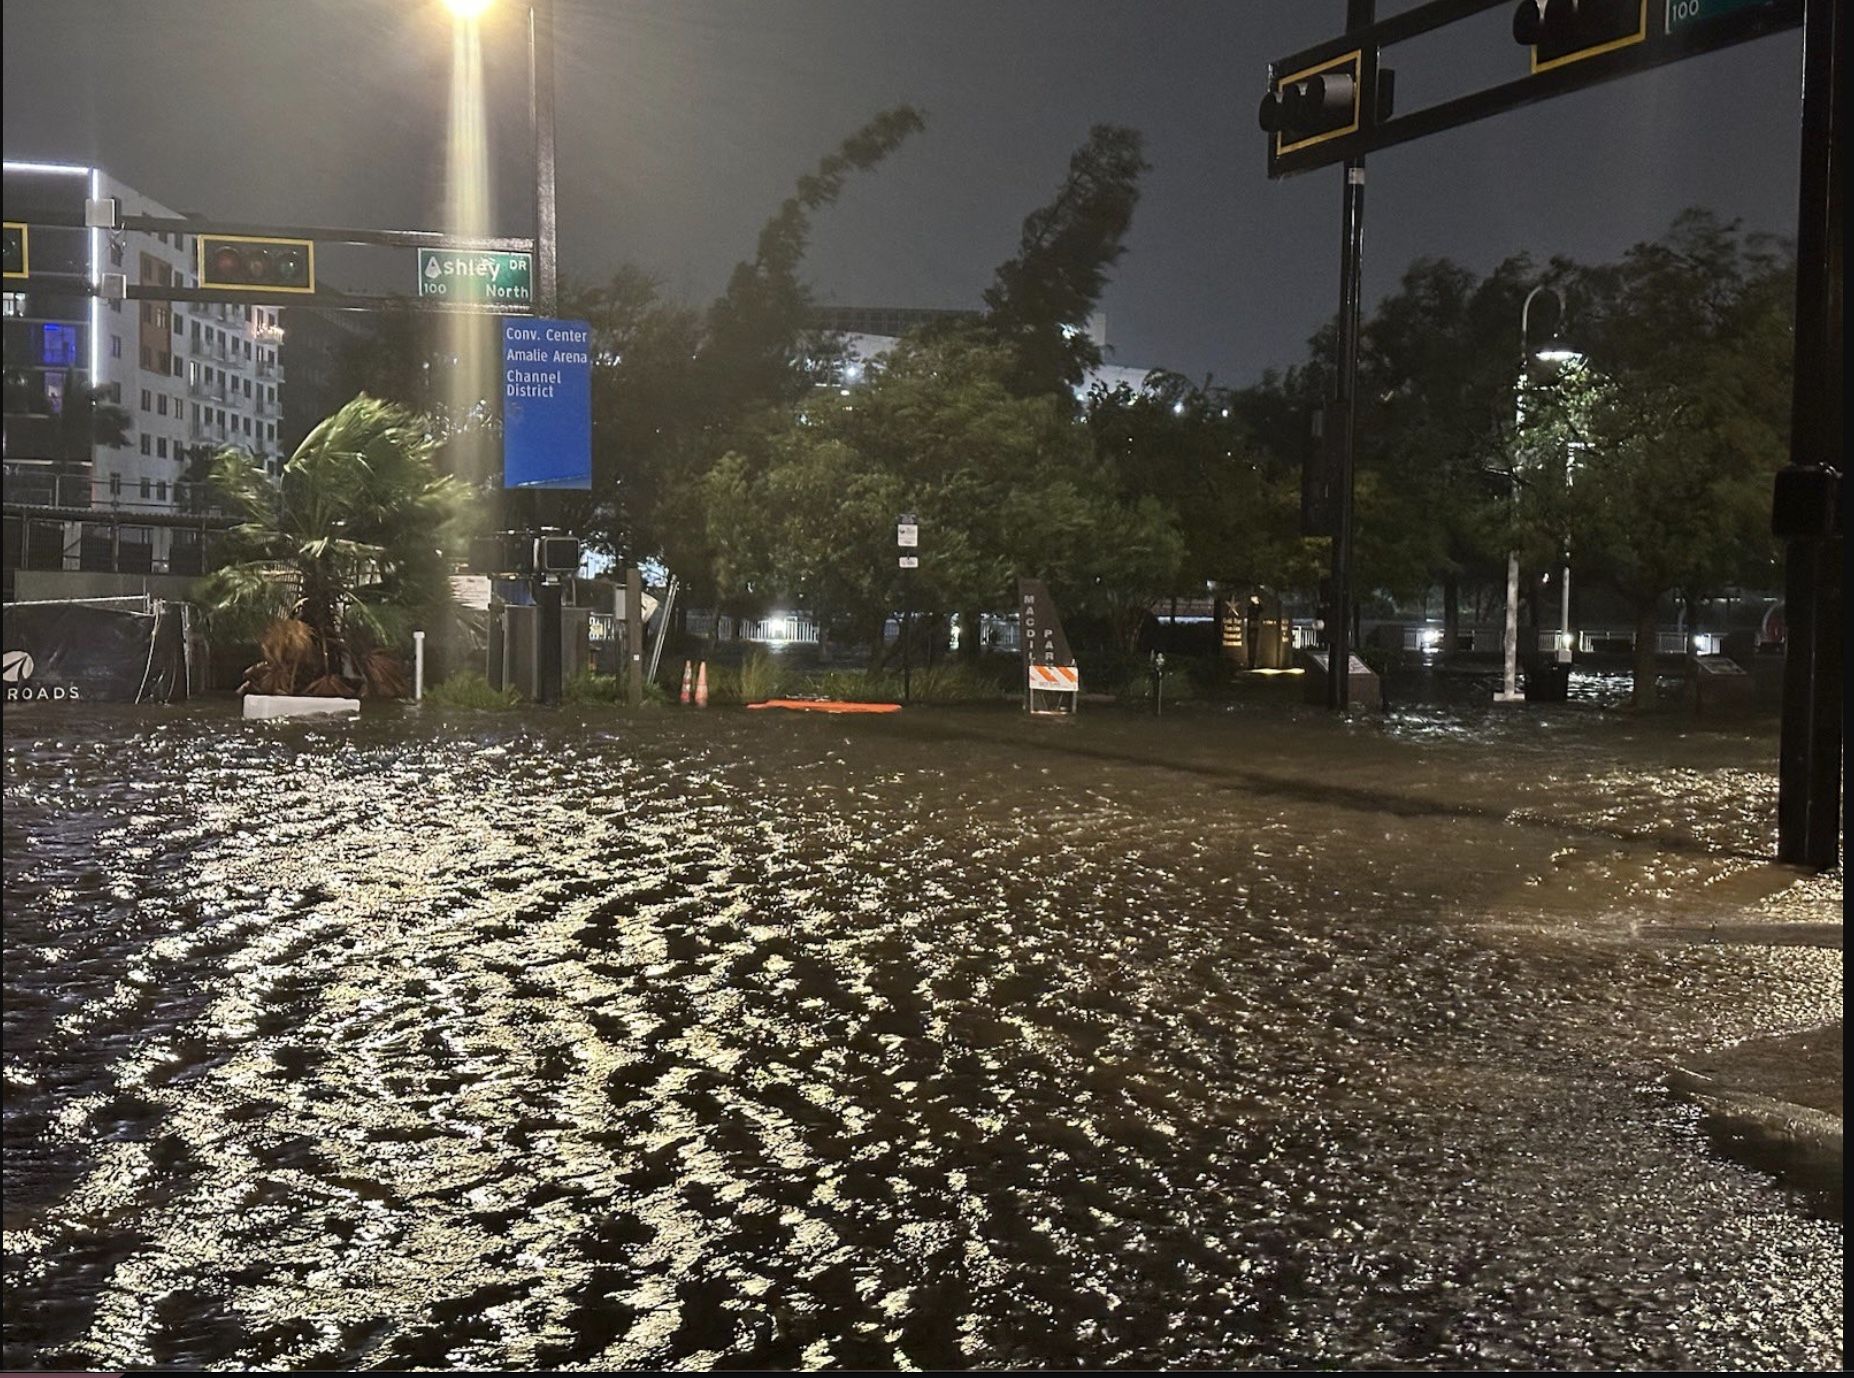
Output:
top-left (2, 0), bottom-right (1804, 385)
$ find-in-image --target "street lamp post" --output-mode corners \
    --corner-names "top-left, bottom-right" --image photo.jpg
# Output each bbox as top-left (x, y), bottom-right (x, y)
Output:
top-left (446, 0), bottom-right (565, 703)
top-left (1498, 285), bottom-right (1568, 704)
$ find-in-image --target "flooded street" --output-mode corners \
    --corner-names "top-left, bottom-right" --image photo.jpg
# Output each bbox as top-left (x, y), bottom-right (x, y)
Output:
top-left (2, 696), bottom-right (1842, 1370)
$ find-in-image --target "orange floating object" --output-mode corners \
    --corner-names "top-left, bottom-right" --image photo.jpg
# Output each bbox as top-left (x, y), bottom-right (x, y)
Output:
top-left (747, 699), bottom-right (902, 714)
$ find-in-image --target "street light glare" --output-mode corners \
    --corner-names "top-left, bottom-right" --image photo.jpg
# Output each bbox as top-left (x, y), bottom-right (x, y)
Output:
top-left (1536, 345), bottom-right (1580, 363)
top-left (444, 0), bottom-right (493, 18)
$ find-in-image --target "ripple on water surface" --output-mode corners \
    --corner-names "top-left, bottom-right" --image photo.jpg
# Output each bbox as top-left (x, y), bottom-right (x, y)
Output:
top-left (2, 703), bottom-right (1842, 1370)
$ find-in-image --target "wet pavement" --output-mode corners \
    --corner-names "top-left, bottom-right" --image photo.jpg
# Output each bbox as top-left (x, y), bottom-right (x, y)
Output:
top-left (2, 695), bottom-right (1843, 1370)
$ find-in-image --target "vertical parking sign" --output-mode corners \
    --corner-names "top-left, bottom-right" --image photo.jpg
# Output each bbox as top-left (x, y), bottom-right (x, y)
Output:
top-left (501, 318), bottom-right (592, 489)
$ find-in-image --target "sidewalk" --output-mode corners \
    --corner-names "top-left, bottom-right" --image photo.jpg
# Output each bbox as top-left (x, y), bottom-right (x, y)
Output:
top-left (1655, 868), bottom-right (1843, 1217)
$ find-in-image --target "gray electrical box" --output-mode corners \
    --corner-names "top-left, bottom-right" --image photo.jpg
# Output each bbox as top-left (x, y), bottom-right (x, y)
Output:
top-left (488, 601), bottom-right (590, 699)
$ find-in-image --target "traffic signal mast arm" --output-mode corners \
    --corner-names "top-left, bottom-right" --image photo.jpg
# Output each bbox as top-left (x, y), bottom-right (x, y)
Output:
top-left (1265, 0), bottom-right (1801, 177)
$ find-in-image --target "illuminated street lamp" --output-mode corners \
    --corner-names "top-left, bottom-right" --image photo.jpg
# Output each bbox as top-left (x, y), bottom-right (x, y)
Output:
top-left (1497, 285), bottom-right (1574, 703)
top-left (439, 0), bottom-right (556, 317)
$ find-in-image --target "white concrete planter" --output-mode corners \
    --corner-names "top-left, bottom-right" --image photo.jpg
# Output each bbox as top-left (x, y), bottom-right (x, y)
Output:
top-left (243, 693), bottom-right (361, 720)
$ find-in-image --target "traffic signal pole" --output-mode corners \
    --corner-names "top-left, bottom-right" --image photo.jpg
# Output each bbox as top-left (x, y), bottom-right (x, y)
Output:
top-left (1775, 0), bottom-right (1844, 869)
top-left (528, 0), bottom-right (565, 707)
top-left (1327, 0), bottom-right (1374, 711)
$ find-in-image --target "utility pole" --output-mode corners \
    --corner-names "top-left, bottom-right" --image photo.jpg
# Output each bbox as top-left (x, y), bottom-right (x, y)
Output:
top-left (528, 0), bottom-right (565, 706)
top-left (1327, 0), bottom-right (1373, 711)
top-left (1774, 0), bottom-right (1844, 869)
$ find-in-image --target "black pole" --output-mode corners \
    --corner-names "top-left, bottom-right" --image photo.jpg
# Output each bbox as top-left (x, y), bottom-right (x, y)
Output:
top-left (1328, 0), bottom-right (1375, 711)
top-left (536, 578), bottom-right (564, 706)
top-left (529, 0), bottom-right (565, 707)
top-left (1775, 0), bottom-right (1845, 869)
top-left (531, 0), bottom-right (558, 316)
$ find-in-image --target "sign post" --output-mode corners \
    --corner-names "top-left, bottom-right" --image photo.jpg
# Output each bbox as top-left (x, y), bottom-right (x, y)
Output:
top-left (501, 317), bottom-right (591, 706)
top-left (897, 514), bottom-right (919, 704)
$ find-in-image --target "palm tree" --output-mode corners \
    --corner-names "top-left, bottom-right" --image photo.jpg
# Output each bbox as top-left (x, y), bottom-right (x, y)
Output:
top-left (197, 394), bottom-right (470, 697)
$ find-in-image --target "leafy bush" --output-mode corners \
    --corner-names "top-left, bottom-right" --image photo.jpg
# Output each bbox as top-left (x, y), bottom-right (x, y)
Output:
top-left (564, 670), bottom-right (624, 704)
top-left (425, 671), bottom-right (521, 710)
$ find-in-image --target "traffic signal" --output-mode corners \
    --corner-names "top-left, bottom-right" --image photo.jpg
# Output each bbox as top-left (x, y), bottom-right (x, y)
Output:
top-left (465, 531), bottom-right (581, 576)
top-left (196, 234), bottom-right (315, 293)
top-left (1259, 51), bottom-right (1363, 155)
top-left (2, 223), bottom-right (25, 280)
top-left (534, 535), bottom-right (580, 574)
top-left (1513, 0), bottom-right (1648, 72)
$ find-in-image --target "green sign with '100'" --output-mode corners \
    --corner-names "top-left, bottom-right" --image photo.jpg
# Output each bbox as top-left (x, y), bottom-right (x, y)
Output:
top-left (1665, 0), bottom-right (1770, 30)
top-left (417, 249), bottom-right (532, 305)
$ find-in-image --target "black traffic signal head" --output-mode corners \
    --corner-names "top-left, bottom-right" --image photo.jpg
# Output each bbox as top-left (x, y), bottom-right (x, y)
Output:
top-left (1513, 0), bottom-right (1647, 71)
top-left (1259, 52), bottom-right (1362, 153)
top-left (197, 235), bottom-right (315, 293)
top-left (535, 536), bottom-right (580, 574)
top-left (2, 223), bottom-right (25, 279)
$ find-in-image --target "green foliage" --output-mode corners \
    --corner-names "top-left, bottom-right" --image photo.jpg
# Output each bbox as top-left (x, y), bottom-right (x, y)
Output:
top-left (195, 394), bottom-right (474, 695)
top-left (983, 124), bottom-right (1149, 398)
top-left (563, 670), bottom-right (625, 704)
top-left (701, 332), bottom-right (1185, 659)
top-left (1510, 212), bottom-right (1793, 701)
top-left (425, 671), bottom-right (521, 711)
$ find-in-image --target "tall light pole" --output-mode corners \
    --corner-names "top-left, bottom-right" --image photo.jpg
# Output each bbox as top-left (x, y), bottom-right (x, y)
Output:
top-left (1497, 285), bottom-right (1566, 704)
top-left (444, 0), bottom-right (564, 703)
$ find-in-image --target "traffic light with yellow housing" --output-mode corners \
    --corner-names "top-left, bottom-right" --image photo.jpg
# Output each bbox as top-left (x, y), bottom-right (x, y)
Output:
top-left (197, 234), bottom-right (315, 293)
top-left (1259, 51), bottom-right (1364, 155)
top-left (1513, 0), bottom-right (1648, 72)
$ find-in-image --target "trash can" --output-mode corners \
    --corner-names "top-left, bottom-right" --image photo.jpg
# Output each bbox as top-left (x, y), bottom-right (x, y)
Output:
top-left (1524, 660), bottom-right (1571, 703)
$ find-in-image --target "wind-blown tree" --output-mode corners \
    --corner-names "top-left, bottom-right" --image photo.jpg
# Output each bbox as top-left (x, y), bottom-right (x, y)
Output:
top-left (981, 124), bottom-right (1149, 399)
top-left (568, 107), bottom-right (926, 583)
top-left (1087, 372), bottom-right (1316, 602)
top-left (1512, 212), bottom-right (1793, 705)
top-left (702, 332), bottom-right (1181, 664)
top-left (197, 394), bottom-right (471, 697)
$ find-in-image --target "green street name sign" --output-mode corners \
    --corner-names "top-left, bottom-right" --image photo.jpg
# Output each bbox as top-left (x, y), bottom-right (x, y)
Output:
top-left (1665, 0), bottom-right (1771, 31)
top-left (417, 248), bottom-right (532, 306)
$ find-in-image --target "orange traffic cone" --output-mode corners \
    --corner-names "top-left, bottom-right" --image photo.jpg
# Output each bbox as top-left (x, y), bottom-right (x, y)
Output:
top-left (680, 660), bottom-right (693, 705)
top-left (695, 661), bottom-right (709, 708)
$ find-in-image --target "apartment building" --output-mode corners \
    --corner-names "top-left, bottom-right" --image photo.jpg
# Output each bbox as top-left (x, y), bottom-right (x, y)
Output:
top-left (3, 161), bottom-right (285, 582)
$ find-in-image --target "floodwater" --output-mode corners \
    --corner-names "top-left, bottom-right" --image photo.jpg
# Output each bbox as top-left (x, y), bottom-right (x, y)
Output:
top-left (2, 693), bottom-right (1842, 1370)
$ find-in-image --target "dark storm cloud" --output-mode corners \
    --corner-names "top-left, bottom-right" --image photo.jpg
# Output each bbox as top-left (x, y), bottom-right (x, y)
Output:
top-left (3, 0), bottom-right (1802, 383)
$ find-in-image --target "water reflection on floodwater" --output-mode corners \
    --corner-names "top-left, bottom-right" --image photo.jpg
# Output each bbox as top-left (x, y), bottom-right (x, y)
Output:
top-left (2, 698), bottom-right (1842, 1370)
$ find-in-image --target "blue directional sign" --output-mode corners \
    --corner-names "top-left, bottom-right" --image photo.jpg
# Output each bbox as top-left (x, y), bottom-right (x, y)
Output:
top-left (501, 317), bottom-right (591, 489)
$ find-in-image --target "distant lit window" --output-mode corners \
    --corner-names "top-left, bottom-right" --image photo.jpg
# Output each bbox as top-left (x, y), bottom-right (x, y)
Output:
top-left (40, 323), bottom-right (81, 366)
top-left (1, 292), bottom-right (24, 318)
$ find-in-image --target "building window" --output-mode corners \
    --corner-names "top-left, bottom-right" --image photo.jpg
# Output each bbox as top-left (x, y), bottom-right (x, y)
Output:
top-left (110, 473), bottom-right (122, 496)
top-left (157, 480), bottom-right (168, 501)
top-left (156, 438), bottom-right (167, 459)
top-left (156, 394), bottom-right (168, 416)
top-left (3, 292), bottom-right (25, 317)
top-left (111, 336), bottom-right (123, 359)
top-left (40, 323), bottom-right (81, 366)
top-left (159, 351), bottom-right (170, 373)
top-left (172, 357), bottom-right (182, 377)
top-left (140, 477), bottom-right (151, 499)
top-left (173, 314), bottom-right (183, 335)
top-left (140, 433), bottom-right (152, 455)
top-left (141, 345), bottom-right (152, 368)
top-left (140, 388), bottom-right (151, 410)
